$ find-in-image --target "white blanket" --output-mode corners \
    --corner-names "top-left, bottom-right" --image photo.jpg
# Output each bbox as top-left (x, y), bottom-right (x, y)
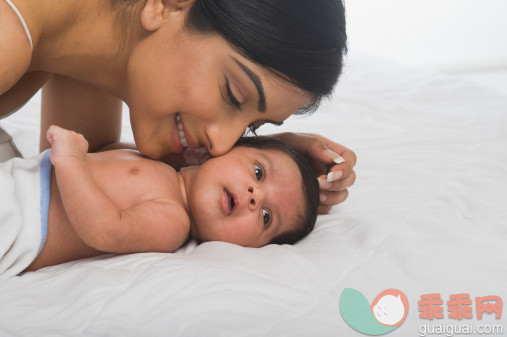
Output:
top-left (0, 54), bottom-right (505, 336)
top-left (0, 151), bottom-right (48, 281)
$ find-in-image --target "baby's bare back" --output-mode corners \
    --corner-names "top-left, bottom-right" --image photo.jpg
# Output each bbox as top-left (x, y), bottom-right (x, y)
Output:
top-left (26, 150), bottom-right (185, 271)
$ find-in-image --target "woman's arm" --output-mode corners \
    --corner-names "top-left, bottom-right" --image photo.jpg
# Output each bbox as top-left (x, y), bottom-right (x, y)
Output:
top-left (0, 71), bottom-right (51, 118)
top-left (40, 74), bottom-right (123, 152)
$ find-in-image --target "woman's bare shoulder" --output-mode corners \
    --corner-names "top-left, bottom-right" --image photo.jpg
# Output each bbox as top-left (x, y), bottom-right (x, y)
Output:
top-left (0, 0), bottom-right (32, 95)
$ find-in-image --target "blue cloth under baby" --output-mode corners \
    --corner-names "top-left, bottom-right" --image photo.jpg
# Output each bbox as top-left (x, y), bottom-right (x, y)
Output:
top-left (38, 150), bottom-right (51, 255)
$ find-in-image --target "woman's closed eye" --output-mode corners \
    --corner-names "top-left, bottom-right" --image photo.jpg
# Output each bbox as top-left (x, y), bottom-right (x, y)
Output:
top-left (224, 77), bottom-right (242, 110)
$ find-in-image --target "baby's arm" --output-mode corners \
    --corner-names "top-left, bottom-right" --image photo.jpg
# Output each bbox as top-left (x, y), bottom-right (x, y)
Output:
top-left (46, 126), bottom-right (189, 254)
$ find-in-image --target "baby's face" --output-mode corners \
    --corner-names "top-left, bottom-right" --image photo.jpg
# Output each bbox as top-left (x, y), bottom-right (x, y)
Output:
top-left (181, 146), bottom-right (305, 247)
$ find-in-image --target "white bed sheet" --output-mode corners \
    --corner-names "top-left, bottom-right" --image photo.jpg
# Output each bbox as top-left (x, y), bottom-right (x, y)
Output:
top-left (0, 54), bottom-right (506, 336)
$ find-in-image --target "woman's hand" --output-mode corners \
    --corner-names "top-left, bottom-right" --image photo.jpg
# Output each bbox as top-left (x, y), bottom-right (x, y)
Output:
top-left (271, 132), bottom-right (356, 214)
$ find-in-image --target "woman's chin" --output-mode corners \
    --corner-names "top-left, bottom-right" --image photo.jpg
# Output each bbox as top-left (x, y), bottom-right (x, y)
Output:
top-left (136, 142), bottom-right (164, 159)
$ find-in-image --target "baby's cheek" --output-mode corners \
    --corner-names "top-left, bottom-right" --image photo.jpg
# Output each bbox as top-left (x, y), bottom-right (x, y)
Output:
top-left (229, 220), bottom-right (259, 246)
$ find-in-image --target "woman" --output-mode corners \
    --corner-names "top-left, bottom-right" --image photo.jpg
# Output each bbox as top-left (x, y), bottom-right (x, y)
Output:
top-left (0, 0), bottom-right (355, 213)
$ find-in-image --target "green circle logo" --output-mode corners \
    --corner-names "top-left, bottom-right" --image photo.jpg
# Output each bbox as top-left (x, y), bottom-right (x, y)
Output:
top-left (340, 288), bottom-right (409, 335)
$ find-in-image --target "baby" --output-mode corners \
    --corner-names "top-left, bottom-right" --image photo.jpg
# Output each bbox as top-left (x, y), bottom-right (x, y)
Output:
top-left (0, 126), bottom-right (319, 280)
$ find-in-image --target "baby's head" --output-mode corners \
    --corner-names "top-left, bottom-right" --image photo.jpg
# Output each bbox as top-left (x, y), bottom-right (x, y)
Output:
top-left (180, 136), bottom-right (320, 248)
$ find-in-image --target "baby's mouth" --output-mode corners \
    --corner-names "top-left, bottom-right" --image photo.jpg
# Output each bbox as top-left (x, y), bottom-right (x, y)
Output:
top-left (222, 188), bottom-right (237, 215)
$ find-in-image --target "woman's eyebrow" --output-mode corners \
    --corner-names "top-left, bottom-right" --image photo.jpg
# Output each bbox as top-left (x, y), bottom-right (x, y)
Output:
top-left (231, 57), bottom-right (267, 112)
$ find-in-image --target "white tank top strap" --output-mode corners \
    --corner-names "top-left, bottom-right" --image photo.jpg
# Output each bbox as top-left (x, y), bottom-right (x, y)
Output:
top-left (4, 0), bottom-right (33, 50)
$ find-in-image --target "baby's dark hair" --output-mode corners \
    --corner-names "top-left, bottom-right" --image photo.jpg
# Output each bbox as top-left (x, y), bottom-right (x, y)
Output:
top-left (234, 136), bottom-right (320, 245)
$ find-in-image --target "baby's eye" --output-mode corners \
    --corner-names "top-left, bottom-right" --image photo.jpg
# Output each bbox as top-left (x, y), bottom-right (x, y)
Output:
top-left (262, 209), bottom-right (272, 227)
top-left (254, 164), bottom-right (263, 181)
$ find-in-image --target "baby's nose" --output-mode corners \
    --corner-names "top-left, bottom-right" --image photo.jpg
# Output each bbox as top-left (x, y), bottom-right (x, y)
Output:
top-left (247, 185), bottom-right (265, 210)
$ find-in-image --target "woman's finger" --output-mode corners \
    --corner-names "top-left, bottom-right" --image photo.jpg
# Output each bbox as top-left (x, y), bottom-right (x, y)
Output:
top-left (318, 204), bottom-right (333, 215)
top-left (320, 148), bottom-right (356, 180)
top-left (319, 189), bottom-right (349, 207)
top-left (306, 140), bottom-right (345, 170)
top-left (304, 137), bottom-right (357, 179)
top-left (302, 132), bottom-right (357, 165)
top-left (318, 170), bottom-right (356, 192)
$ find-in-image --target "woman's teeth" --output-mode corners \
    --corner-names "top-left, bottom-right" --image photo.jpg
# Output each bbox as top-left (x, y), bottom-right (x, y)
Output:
top-left (176, 114), bottom-right (188, 148)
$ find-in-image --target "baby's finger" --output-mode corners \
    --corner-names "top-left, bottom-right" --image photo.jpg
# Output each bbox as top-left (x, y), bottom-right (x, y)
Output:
top-left (319, 189), bottom-right (349, 206)
top-left (46, 125), bottom-right (58, 145)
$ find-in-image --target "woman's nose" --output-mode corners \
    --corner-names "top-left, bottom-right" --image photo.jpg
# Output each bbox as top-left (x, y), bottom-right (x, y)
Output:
top-left (204, 119), bottom-right (250, 157)
top-left (247, 185), bottom-right (265, 210)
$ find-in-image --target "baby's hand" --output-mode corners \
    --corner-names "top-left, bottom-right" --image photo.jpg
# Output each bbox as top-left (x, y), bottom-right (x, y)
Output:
top-left (46, 125), bottom-right (89, 165)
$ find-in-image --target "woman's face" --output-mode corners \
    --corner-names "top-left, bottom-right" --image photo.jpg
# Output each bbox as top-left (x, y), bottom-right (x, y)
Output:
top-left (126, 5), bottom-right (311, 159)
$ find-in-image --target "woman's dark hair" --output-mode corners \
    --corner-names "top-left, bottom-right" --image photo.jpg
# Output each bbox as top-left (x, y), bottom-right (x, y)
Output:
top-left (234, 136), bottom-right (320, 245)
top-left (186, 0), bottom-right (347, 113)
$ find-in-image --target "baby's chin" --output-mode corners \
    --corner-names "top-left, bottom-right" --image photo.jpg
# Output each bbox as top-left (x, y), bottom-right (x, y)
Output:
top-left (188, 218), bottom-right (215, 244)
top-left (189, 225), bottom-right (240, 247)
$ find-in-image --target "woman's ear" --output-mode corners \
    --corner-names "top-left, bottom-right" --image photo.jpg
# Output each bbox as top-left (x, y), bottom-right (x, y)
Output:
top-left (140, 0), bottom-right (196, 31)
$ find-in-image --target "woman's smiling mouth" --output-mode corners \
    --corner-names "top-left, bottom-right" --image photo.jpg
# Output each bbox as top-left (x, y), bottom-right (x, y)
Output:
top-left (176, 113), bottom-right (188, 148)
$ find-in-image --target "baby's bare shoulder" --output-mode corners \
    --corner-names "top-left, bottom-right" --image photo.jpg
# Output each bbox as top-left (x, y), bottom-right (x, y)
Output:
top-left (146, 165), bottom-right (190, 247)
top-left (135, 155), bottom-right (186, 207)
top-left (0, 1), bottom-right (32, 95)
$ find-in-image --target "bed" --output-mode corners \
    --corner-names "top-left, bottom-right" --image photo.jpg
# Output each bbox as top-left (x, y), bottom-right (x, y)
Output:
top-left (1, 53), bottom-right (506, 336)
